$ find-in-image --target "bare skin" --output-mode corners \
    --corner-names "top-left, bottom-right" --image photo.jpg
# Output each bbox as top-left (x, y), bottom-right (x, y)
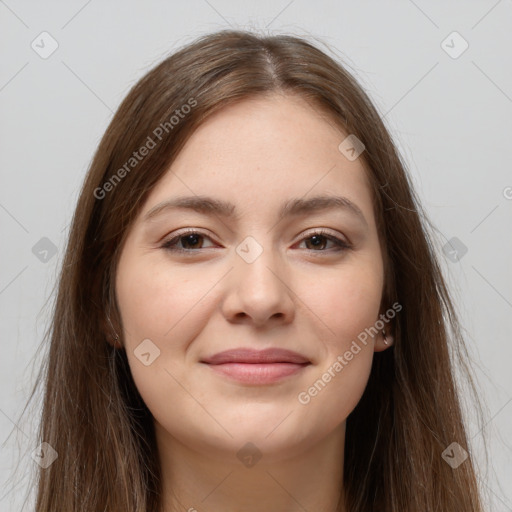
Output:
top-left (115, 93), bottom-right (393, 512)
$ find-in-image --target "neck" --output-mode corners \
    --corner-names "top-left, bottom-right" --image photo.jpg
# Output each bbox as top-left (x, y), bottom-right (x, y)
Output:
top-left (157, 422), bottom-right (346, 512)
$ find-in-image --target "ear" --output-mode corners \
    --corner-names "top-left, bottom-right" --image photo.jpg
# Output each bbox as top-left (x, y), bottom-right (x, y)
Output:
top-left (374, 326), bottom-right (394, 352)
top-left (102, 312), bottom-right (123, 349)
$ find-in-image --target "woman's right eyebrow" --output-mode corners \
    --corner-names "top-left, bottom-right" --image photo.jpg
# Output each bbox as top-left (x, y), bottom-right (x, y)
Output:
top-left (144, 196), bottom-right (236, 222)
top-left (143, 194), bottom-right (368, 227)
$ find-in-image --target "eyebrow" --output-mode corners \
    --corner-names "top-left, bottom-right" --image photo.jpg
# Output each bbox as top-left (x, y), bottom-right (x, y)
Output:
top-left (143, 194), bottom-right (368, 226)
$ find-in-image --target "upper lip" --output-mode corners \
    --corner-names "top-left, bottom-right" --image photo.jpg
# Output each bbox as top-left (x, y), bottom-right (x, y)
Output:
top-left (201, 348), bottom-right (310, 365)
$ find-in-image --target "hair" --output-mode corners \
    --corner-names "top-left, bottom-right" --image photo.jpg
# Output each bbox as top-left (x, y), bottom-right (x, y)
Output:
top-left (23, 29), bottom-right (484, 511)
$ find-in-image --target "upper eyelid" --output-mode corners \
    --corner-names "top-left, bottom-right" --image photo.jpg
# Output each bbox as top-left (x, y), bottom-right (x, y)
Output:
top-left (163, 228), bottom-right (216, 243)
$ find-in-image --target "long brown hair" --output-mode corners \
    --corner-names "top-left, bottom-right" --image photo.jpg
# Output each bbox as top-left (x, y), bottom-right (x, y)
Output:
top-left (25, 29), bottom-right (484, 511)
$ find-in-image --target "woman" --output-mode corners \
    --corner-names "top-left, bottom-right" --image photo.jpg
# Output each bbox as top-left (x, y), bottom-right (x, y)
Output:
top-left (28, 29), bottom-right (484, 511)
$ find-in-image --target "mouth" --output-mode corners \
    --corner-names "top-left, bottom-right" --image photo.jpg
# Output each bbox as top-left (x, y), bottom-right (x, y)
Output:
top-left (200, 348), bottom-right (311, 385)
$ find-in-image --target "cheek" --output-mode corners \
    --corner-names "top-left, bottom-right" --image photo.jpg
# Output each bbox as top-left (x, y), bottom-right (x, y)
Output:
top-left (115, 251), bottom-right (220, 406)
top-left (115, 252), bottom-right (214, 432)
top-left (300, 260), bottom-right (383, 346)
top-left (116, 252), bottom-right (209, 346)
top-left (293, 262), bottom-right (382, 426)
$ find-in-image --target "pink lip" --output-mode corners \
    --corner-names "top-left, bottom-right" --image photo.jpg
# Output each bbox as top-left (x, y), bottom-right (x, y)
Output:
top-left (201, 348), bottom-right (311, 385)
top-left (201, 348), bottom-right (310, 364)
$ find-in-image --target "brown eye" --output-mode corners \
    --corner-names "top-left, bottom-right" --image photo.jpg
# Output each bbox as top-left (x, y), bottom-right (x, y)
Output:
top-left (162, 231), bottom-right (216, 252)
top-left (298, 231), bottom-right (351, 252)
top-left (304, 234), bottom-right (329, 250)
top-left (177, 233), bottom-right (204, 250)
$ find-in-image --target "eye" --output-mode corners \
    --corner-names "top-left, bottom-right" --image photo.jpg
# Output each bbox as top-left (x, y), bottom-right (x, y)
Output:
top-left (296, 229), bottom-right (351, 253)
top-left (161, 228), bottom-right (351, 254)
top-left (161, 230), bottom-right (217, 252)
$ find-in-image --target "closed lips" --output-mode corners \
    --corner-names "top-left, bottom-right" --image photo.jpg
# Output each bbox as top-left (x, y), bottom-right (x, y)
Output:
top-left (201, 348), bottom-right (310, 365)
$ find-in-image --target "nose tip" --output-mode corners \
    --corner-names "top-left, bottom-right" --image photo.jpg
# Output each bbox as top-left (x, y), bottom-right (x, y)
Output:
top-left (222, 249), bottom-right (295, 327)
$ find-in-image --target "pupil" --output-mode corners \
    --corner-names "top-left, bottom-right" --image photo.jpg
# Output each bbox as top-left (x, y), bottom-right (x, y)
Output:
top-left (184, 234), bottom-right (201, 248)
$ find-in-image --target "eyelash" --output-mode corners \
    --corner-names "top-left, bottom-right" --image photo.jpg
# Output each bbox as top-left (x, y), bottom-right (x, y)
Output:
top-left (161, 228), bottom-right (351, 255)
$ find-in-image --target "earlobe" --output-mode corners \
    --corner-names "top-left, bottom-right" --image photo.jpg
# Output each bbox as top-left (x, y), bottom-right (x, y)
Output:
top-left (375, 328), bottom-right (394, 352)
top-left (104, 312), bottom-right (123, 349)
top-left (106, 331), bottom-right (123, 349)
top-left (382, 328), bottom-right (394, 346)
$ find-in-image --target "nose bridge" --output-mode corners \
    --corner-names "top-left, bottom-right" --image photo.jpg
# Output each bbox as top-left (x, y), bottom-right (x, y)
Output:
top-left (235, 233), bottom-right (285, 295)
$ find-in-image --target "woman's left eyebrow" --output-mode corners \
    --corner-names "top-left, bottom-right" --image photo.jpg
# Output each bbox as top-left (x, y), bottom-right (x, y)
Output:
top-left (143, 194), bottom-right (368, 227)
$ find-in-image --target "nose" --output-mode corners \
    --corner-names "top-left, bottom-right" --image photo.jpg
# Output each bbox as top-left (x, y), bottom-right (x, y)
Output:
top-left (221, 242), bottom-right (295, 327)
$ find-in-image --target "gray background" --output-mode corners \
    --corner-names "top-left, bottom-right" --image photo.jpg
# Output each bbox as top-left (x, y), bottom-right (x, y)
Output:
top-left (1, 1), bottom-right (511, 510)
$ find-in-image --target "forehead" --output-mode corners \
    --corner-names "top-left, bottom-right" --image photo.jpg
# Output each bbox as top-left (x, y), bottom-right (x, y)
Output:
top-left (140, 94), bottom-right (375, 223)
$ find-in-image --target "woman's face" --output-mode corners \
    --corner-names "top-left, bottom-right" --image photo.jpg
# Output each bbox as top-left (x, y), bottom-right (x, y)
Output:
top-left (115, 94), bottom-right (387, 461)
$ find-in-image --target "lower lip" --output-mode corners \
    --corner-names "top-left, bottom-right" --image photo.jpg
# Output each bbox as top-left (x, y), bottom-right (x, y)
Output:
top-left (204, 362), bottom-right (310, 384)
